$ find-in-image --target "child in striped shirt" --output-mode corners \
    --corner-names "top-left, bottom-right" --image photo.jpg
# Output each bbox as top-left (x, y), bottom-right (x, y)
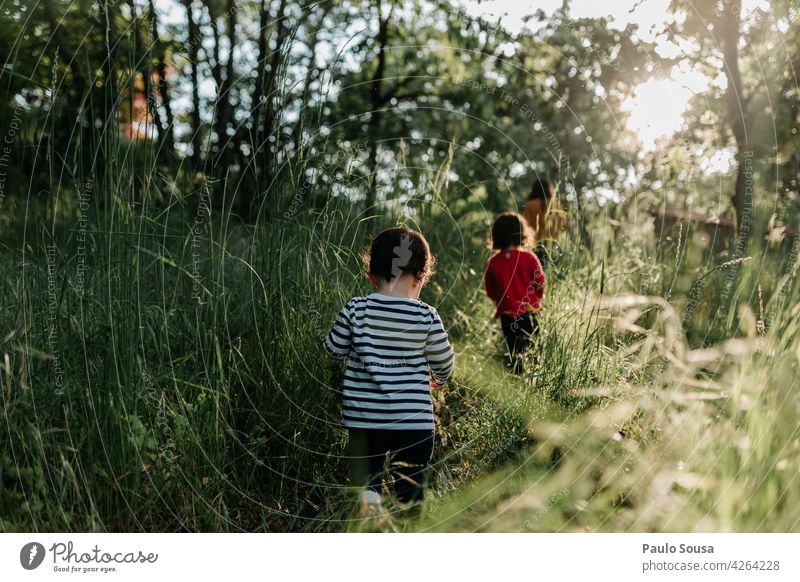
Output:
top-left (323, 227), bottom-right (454, 511)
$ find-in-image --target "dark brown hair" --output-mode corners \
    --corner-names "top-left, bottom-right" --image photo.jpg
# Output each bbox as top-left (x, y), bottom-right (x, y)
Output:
top-left (490, 212), bottom-right (531, 250)
top-left (365, 227), bottom-right (435, 283)
top-left (528, 178), bottom-right (553, 203)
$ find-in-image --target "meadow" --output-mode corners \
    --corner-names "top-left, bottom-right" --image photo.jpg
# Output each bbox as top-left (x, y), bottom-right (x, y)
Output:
top-left (1, 130), bottom-right (798, 532)
top-left (1, 0), bottom-right (799, 533)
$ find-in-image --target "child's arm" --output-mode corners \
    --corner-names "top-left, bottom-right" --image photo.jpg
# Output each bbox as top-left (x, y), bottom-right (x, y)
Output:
top-left (425, 309), bottom-right (454, 385)
top-left (530, 253), bottom-right (546, 309)
top-left (322, 300), bottom-right (353, 359)
top-left (483, 262), bottom-right (500, 304)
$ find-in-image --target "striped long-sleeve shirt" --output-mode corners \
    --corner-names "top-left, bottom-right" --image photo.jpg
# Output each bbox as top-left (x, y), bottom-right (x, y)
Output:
top-left (322, 293), bottom-right (454, 430)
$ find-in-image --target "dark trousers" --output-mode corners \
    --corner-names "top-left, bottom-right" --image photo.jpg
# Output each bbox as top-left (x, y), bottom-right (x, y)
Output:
top-left (347, 428), bottom-right (435, 503)
top-left (500, 312), bottom-right (539, 373)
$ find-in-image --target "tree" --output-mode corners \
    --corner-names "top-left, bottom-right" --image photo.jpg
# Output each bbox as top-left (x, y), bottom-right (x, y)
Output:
top-left (182, 0), bottom-right (203, 165)
top-left (147, 0), bottom-right (177, 159)
top-left (258, 0), bottom-right (289, 191)
top-left (667, 0), bottom-right (759, 237)
top-left (206, 0), bottom-right (239, 171)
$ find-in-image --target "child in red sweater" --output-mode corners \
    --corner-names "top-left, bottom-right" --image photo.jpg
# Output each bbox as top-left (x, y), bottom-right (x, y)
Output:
top-left (484, 212), bottom-right (546, 373)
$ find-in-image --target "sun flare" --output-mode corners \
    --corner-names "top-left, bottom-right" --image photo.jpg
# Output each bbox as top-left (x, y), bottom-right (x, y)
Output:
top-left (623, 78), bottom-right (694, 150)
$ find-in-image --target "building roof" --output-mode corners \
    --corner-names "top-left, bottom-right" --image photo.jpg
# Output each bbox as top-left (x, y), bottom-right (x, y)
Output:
top-left (648, 207), bottom-right (797, 239)
top-left (648, 207), bottom-right (736, 228)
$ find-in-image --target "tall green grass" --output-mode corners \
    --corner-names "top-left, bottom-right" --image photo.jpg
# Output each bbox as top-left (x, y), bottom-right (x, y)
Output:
top-left (2, 130), bottom-right (799, 531)
top-left (2, 63), bottom-right (799, 533)
top-left (0, 119), bottom-right (545, 531)
top-left (412, 249), bottom-right (800, 532)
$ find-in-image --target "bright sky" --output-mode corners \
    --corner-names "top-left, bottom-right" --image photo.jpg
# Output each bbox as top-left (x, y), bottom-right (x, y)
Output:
top-left (463, 0), bottom-right (769, 41)
top-left (463, 0), bottom-right (690, 149)
top-left (463, 0), bottom-right (674, 39)
top-left (463, 0), bottom-right (766, 154)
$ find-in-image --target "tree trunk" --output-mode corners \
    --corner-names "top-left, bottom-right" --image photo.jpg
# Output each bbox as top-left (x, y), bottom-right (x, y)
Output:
top-left (259, 0), bottom-right (289, 191)
top-left (365, 0), bottom-right (393, 210)
top-left (203, 0), bottom-right (223, 92)
top-left (721, 0), bottom-right (752, 240)
top-left (147, 0), bottom-right (176, 159)
top-left (249, 0), bottom-right (270, 136)
top-left (212, 0), bottom-right (238, 170)
top-left (250, 0), bottom-right (269, 153)
top-left (182, 0), bottom-right (202, 166)
top-left (130, 0), bottom-right (157, 145)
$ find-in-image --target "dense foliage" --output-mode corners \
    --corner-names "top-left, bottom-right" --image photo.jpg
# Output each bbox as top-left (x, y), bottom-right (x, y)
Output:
top-left (0, 0), bottom-right (798, 532)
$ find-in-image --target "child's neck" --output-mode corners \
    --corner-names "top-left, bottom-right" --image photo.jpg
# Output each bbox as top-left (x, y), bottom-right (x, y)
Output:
top-left (374, 275), bottom-right (421, 300)
top-left (501, 245), bottom-right (519, 252)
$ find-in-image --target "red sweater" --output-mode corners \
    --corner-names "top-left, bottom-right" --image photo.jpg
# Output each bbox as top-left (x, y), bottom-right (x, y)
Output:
top-left (484, 248), bottom-right (546, 318)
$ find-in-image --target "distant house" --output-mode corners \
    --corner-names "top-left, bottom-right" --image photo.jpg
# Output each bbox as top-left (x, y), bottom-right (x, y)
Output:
top-left (649, 207), bottom-right (736, 253)
top-left (649, 207), bottom-right (796, 254)
top-left (119, 71), bottom-right (165, 142)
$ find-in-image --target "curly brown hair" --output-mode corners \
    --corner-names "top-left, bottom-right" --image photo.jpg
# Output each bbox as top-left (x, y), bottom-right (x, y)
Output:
top-left (364, 227), bottom-right (436, 283)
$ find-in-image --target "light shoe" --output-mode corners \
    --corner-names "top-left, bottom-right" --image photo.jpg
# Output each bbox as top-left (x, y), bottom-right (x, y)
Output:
top-left (358, 490), bottom-right (382, 516)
